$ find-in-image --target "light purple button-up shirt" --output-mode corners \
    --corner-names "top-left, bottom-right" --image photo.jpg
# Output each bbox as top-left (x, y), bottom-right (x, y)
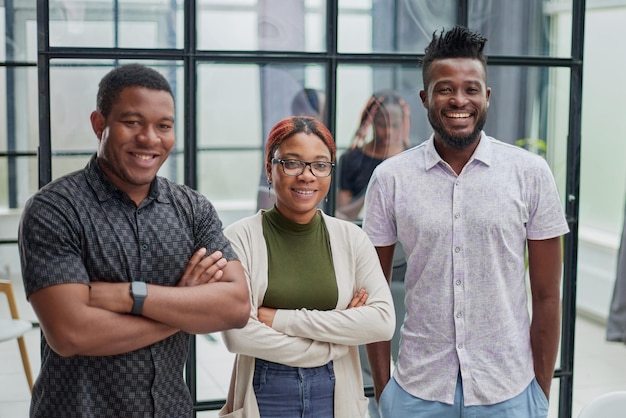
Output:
top-left (363, 133), bottom-right (570, 406)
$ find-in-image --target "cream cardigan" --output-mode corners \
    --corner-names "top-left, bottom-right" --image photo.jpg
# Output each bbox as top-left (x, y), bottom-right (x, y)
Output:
top-left (219, 210), bottom-right (395, 418)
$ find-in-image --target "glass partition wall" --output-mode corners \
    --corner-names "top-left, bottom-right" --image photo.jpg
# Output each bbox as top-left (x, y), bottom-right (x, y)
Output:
top-left (0, 1), bottom-right (584, 416)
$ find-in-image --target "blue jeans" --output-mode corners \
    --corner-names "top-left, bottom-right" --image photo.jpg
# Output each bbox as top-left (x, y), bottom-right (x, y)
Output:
top-left (379, 375), bottom-right (549, 418)
top-left (253, 358), bottom-right (335, 418)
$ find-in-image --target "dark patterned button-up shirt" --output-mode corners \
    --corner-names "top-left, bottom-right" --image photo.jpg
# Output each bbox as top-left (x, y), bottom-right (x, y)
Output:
top-left (19, 155), bottom-right (237, 418)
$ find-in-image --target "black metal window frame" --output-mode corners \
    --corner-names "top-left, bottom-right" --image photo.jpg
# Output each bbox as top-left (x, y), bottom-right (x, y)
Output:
top-left (27, 0), bottom-right (584, 416)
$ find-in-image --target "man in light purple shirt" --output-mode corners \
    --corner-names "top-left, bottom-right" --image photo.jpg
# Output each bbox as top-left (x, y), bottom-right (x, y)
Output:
top-left (363, 26), bottom-right (569, 418)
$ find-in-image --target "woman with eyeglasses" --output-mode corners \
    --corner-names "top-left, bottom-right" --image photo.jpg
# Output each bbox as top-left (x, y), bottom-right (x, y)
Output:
top-left (219, 115), bottom-right (395, 418)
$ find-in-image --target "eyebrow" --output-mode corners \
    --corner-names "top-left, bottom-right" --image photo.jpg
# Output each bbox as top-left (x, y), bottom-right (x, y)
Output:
top-left (281, 152), bottom-right (331, 161)
top-left (119, 111), bottom-right (144, 119)
top-left (119, 111), bottom-right (175, 123)
top-left (434, 79), bottom-right (483, 87)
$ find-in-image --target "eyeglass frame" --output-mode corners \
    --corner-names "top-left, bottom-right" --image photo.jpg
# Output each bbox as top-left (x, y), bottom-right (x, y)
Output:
top-left (271, 158), bottom-right (336, 178)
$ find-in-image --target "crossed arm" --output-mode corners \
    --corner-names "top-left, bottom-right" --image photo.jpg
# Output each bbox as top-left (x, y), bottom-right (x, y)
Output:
top-left (223, 289), bottom-right (374, 368)
top-left (30, 249), bottom-right (250, 357)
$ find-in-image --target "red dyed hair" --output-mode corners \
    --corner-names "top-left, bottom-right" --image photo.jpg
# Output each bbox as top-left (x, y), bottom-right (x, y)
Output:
top-left (265, 116), bottom-right (336, 173)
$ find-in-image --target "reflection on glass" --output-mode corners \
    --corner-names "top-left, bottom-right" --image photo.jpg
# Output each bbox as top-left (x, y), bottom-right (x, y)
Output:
top-left (338, 0), bottom-right (455, 54)
top-left (198, 0), bottom-right (326, 51)
top-left (469, 0), bottom-right (572, 57)
top-left (337, 0), bottom-right (572, 57)
top-left (335, 90), bottom-right (411, 221)
top-left (48, 1), bottom-right (183, 48)
top-left (336, 65), bottom-right (425, 150)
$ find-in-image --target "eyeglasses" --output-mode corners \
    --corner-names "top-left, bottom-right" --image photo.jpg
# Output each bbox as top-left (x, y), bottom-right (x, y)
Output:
top-left (272, 158), bottom-right (335, 178)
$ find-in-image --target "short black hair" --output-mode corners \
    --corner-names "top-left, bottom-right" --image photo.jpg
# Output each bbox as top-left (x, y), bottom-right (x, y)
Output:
top-left (421, 26), bottom-right (488, 88)
top-left (96, 64), bottom-right (174, 118)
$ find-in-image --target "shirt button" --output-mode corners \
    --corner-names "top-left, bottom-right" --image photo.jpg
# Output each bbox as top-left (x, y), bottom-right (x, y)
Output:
top-left (456, 312), bottom-right (462, 318)
top-left (141, 244), bottom-right (149, 251)
top-left (458, 343), bottom-right (463, 349)
top-left (456, 280), bottom-right (461, 286)
top-left (454, 212), bottom-right (460, 219)
top-left (454, 247), bottom-right (461, 253)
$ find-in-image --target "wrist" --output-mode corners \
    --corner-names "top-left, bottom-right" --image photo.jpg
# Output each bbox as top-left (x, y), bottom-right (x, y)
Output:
top-left (130, 281), bottom-right (148, 315)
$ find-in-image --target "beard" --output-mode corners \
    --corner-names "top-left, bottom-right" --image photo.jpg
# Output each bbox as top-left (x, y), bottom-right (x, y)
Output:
top-left (428, 110), bottom-right (487, 150)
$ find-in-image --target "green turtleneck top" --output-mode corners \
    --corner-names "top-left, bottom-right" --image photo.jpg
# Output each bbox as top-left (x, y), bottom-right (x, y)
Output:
top-left (261, 207), bottom-right (338, 310)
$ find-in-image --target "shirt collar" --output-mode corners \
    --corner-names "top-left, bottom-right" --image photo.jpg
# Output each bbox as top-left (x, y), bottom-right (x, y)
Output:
top-left (85, 154), bottom-right (164, 204)
top-left (424, 131), bottom-right (492, 170)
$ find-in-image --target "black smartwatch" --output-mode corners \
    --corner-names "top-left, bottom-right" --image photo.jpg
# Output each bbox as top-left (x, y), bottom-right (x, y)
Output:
top-left (130, 281), bottom-right (148, 315)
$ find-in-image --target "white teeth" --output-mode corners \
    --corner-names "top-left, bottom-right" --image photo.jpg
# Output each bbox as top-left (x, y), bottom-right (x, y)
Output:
top-left (134, 154), bottom-right (153, 160)
top-left (294, 190), bottom-right (314, 195)
top-left (447, 113), bottom-right (470, 118)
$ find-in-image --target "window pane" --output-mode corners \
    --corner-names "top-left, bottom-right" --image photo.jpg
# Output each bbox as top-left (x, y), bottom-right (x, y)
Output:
top-left (1, 2), bottom-right (37, 61)
top-left (48, 0), bottom-right (184, 48)
top-left (336, 64), bottom-right (426, 151)
top-left (195, 333), bottom-right (235, 406)
top-left (580, 4), bottom-right (626, 233)
top-left (197, 0), bottom-right (326, 52)
top-left (196, 62), bottom-right (326, 226)
top-left (337, 0), bottom-right (574, 57)
top-left (48, 60), bottom-right (185, 182)
top-left (0, 67), bottom-right (39, 209)
top-left (338, 0), bottom-right (456, 53)
top-left (485, 64), bottom-right (570, 190)
top-left (469, 0), bottom-right (573, 57)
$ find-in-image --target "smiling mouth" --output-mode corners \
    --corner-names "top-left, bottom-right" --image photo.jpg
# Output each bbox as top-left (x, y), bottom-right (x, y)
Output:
top-left (293, 189), bottom-right (315, 195)
top-left (445, 112), bottom-right (471, 119)
top-left (132, 153), bottom-right (156, 160)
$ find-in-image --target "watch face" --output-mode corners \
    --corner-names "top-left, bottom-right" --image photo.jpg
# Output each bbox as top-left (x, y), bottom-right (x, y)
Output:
top-left (132, 281), bottom-right (147, 297)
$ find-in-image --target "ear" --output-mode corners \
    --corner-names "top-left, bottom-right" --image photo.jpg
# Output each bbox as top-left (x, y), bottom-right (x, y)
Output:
top-left (485, 87), bottom-right (492, 107)
top-left (419, 90), bottom-right (428, 109)
top-left (90, 111), bottom-right (105, 139)
top-left (266, 162), bottom-right (273, 183)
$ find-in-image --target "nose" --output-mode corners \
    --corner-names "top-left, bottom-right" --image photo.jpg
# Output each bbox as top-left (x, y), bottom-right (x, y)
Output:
top-left (137, 125), bottom-right (159, 144)
top-left (450, 91), bottom-right (469, 107)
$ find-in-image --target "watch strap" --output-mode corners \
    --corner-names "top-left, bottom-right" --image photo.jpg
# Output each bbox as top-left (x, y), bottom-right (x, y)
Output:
top-left (130, 281), bottom-right (147, 315)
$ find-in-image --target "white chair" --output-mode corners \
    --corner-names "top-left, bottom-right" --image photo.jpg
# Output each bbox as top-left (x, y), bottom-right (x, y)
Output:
top-left (0, 279), bottom-right (34, 391)
top-left (578, 391), bottom-right (626, 418)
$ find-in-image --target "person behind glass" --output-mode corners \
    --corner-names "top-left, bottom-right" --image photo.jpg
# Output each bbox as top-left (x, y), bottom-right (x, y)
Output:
top-left (336, 91), bottom-right (411, 221)
top-left (219, 115), bottom-right (395, 418)
top-left (18, 64), bottom-right (250, 417)
top-left (363, 27), bottom-right (570, 417)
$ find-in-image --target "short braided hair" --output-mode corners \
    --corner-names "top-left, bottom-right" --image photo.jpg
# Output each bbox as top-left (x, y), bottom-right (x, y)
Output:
top-left (421, 26), bottom-right (488, 88)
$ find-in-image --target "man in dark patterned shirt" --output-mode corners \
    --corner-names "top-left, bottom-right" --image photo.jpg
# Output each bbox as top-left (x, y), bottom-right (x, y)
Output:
top-left (18, 64), bottom-right (250, 417)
